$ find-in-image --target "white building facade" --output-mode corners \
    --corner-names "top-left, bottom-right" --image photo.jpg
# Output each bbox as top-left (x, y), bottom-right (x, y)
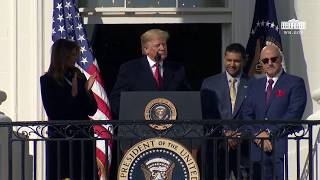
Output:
top-left (0, 0), bottom-right (319, 179)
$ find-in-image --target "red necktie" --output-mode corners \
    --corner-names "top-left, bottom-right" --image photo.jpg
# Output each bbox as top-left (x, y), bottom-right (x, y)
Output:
top-left (266, 79), bottom-right (274, 105)
top-left (154, 63), bottom-right (163, 89)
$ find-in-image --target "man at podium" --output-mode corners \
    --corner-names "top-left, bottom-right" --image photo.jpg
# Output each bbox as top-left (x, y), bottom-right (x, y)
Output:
top-left (110, 28), bottom-right (191, 119)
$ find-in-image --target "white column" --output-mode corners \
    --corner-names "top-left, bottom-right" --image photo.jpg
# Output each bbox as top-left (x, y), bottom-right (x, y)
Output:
top-left (15, 0), bottom-right (41, 121)
top-left (0, 0), bottom-right (17, 120)
top-left (0, 0), bottom-right (52, 179)
top-left (0, 0), bottom-right (52, 122)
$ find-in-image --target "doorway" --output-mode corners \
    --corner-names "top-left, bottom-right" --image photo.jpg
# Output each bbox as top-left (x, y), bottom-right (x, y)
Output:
top-left (91, 23), bottom-right (222, 93)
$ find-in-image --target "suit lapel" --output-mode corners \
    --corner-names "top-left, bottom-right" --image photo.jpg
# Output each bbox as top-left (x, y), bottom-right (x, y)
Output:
top-left (221, 73), bottom-right (233, 117)
top-left (256, 78), bottom-right (268, 114)
top-left (139, 57), bottom-right (159, 90)
top-left (232, 75), bottom-right (249, 118)
top-left (162, 61), bottom-right (174, 90)
top-left (265, 72), bottom-right (286, 112)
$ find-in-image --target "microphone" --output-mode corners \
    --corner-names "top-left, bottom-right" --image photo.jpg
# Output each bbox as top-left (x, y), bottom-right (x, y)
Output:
top-left (154, 52), bottom-right (161, 62)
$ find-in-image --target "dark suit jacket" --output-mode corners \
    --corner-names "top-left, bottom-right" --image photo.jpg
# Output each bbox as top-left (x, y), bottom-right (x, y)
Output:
top-left (242, 71), bottom-right (307, 160)
top-left (110, 56), bottom-right (191, 118)
top-left (40, 73), bottom-right (97, 180)
top-left (200, 72), bottom-right (250, 179)
top-left (40, 73), bottom-right (97, 121)
top-left (201, 72), bottom-right (250, 123)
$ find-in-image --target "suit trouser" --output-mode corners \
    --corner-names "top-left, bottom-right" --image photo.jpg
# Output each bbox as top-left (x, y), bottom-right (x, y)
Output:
top-left (253, 157), bottom-right (284, 180)
top-left (205, 139), bottom-right (249, 180)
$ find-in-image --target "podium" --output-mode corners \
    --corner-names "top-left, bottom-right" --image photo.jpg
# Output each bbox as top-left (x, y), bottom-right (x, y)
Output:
top-left (119, 91), bottom-right (202, 120)
top-left (118, 91), bottom-right (203, 150)
top-left (117, 91), bottom-right (203, 179)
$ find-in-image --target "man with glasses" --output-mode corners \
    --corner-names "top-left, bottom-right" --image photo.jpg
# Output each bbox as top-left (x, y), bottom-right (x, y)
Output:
top-left (242, 45), bottom-right (307, 180)
top-left (110, 28), bottom-right (191, 119)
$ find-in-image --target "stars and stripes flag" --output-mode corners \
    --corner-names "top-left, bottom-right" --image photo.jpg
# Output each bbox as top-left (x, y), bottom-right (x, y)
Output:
top-left (52, 0), bottom-right (113, 179)
top-left (244, 0), bottom-right (285, 78)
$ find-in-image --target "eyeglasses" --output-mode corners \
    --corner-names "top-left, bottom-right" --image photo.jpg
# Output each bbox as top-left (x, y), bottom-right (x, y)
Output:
top-left (260, 56), bottom-right (279, 64)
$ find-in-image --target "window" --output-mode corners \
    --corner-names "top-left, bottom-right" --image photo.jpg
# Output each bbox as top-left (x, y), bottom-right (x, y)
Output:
top-left (78, 0), bottom-right (227, 8)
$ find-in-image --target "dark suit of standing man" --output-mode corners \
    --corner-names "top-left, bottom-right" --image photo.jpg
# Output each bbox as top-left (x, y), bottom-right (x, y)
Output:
top-left (242, 45), bottom-right (307, 180)
top-left (109, 29), bottom-right (192, 179)
top-left (110, 29), bottom-right (191, 119)
top-left (201, 43), bottom-right (250, 179)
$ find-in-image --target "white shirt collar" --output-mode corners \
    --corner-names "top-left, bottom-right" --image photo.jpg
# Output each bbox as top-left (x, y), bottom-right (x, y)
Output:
top-left (266, 68), bottom-right (283, 89)
top-left (147, 56), bottom-right (162, 68)
top-left (147, 56), bottom-right (163, 76)
top-left (225, 71), bottom-right (241, 83)
top-left (266, 68), bottom-right (283, 82)
top-left (225, 71), bottom-right (241, 93)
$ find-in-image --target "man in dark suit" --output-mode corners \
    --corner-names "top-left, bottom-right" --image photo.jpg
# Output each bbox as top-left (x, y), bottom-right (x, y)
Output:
top-left (110, 28), bottom-right (191, 119)
top-left (201, 43), bottom-right (250, 179)
top-left (109, 29), bottom-right (191, 179)
top-left (242, 45), bottom-right (307, 180)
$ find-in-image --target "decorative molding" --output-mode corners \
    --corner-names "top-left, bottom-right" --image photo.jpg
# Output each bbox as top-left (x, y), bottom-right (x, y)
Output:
top-left (307, 88), bottom-right (320, 121)
top-left (311, 88), bottom-right (320, 105)
top-left (78, 6), bottom-right (232, 24)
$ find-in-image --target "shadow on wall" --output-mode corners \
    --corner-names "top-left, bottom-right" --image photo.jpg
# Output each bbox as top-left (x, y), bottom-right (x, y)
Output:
top-left (289, 7), bottom-right (312, 118)
top-left (276, 0), bottom-right (312, 118)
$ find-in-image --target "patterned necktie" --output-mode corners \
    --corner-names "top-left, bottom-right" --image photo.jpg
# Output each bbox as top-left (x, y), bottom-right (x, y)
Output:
top-left (266, 79), bottom-right (274, 105)
top-left (154, 63), bottom-right (162, 89)
top-left (229, 78), bottom-right (237, 113)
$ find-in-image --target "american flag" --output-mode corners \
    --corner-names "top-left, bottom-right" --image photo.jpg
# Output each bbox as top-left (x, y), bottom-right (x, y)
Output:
top-left (244, 0), bottom-right (284, 78)
top-left (52, 0), bottom-right (113, 179)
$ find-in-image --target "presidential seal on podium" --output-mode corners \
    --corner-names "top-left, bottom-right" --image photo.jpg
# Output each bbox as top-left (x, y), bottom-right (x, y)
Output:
top-left (118, 137), bottom-right (200, 180)
top-left (144, 98), bottom-right (177, 130)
